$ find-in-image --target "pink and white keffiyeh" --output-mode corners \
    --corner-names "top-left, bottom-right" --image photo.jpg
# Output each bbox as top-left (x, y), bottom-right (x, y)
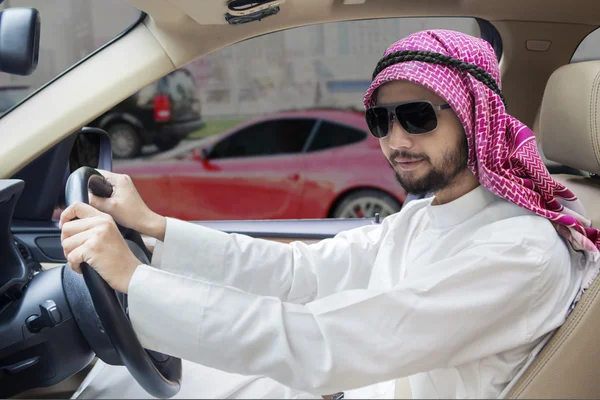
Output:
top-left (363, 29), bottom-right (600, 302)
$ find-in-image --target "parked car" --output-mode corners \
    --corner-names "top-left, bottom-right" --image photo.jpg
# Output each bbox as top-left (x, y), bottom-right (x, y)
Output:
top-left (88, 68), bottom-right (205, 159)
top-left (115, 109), bottom-right (408, 220)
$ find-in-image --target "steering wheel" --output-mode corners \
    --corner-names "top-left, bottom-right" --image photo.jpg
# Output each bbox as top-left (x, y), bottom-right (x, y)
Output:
top-left (64, 166), bottom-right (182, 398)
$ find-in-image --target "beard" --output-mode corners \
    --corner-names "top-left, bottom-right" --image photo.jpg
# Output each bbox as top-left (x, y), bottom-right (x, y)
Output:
top-left (393, 134), bottom-right (469, 195)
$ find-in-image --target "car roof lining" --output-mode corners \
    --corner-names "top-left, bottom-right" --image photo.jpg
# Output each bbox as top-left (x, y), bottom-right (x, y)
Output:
top-left (129, 0), bottom-right (600, 26)
top-left (125, 0), bottom-right (600, 69)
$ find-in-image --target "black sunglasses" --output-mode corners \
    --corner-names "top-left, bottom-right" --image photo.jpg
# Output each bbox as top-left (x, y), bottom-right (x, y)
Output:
top-left (366, 100), bottom-right (451, 138)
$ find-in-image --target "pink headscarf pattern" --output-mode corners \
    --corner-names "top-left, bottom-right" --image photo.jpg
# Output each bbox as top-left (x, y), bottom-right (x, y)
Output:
top-left (363, 30), bottom-right (600, 260)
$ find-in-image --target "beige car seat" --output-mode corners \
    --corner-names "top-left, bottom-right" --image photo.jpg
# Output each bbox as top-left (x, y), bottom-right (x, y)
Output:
top-left (507, 60), bottom-right (600, 399)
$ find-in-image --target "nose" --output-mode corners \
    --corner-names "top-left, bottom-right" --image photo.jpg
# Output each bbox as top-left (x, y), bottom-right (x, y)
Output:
top-left (386, 115), bottom-right (413, 150)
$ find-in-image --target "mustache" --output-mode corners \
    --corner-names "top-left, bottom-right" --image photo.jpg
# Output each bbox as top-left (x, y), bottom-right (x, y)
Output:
top-left (389, 150), bottom-right (430, 163)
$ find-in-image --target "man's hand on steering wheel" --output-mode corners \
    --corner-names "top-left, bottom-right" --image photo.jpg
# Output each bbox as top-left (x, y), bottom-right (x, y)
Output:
top-left (62, 167), bottom-right (182, 398)
top-left (88, 170), bottom-right (167, 241)
top-left (60, 202), bottom-right (140, 294)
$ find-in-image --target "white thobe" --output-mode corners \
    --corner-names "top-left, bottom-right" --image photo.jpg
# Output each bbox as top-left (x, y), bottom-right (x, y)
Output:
top-left (74, 185), bottom-right (583, 399)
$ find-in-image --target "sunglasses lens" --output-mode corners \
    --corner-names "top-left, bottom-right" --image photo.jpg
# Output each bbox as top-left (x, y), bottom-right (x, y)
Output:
top-left (396, 102), bottom-right (438, 134)
top-left (366, 107), bottom-right (390, 138)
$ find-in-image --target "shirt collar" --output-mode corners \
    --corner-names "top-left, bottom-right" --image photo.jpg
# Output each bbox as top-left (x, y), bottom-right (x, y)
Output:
top-left (426, 185), bottom-right (499, 229)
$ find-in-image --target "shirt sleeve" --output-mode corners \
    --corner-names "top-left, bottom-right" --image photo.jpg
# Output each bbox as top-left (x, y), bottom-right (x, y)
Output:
top-left (149, 239), bottom-right (163, 269)
top-left (127, 234), bottom-right (572, 396)
top-left (146, 217), bottom-right (389, 303)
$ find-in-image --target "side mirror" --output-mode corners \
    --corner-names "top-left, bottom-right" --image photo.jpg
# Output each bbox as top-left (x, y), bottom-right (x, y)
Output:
top-left (193, 147), bottom-right (210, 161)
top-left (192, 147), bottom-right (221, 171)
top-left (0, 8), bottom-right (41, 76)
top-left (70, 127), bottom-right (113, 173)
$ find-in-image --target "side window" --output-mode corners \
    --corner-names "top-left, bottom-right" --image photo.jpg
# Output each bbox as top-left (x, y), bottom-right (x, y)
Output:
top-left (0, 87), bottom-right (29, 114)
top-left (107, 17), bottom-right (493, 222)
top-left (164, 69), bottom-right (199, 118)
top-left (571, 27), bottom-right (600, 63)
top-left (210, 119), bottom-right (315, 159)
top-left (308, 121), bottom-right (367, 152)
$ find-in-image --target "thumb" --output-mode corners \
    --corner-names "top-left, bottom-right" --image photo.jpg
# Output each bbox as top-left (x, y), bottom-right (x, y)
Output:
top-left (88, 175), bottom-right (113, 212)
top-left (88, 190), bottom-right (111, 212)
top-left (88, 175), bottom-right (114, 198)
top-left (96, 169), bottom-right (121, 184)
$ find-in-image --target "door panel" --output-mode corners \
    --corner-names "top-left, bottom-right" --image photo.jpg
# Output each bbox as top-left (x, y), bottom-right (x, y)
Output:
top-left (173, 155), bottom-right (306, 220)
top-left (164, 117), bottom-right (318, 220)
top-left (12, 221), bottom-right (65, 264)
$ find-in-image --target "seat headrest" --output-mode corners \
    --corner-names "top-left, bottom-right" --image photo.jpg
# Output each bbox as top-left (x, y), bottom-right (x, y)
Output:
top-left (540, 61), bottom-right (600, 175)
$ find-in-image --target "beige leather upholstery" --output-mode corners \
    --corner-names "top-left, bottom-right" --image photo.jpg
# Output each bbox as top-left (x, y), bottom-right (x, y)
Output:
top-left (539, 61), bottom-right (600, 175)
top-left (507, 273), bottom-right (600, 398)
top-left (553, 174), bottom-right (600, 226)
top-left (507, 61), bottom-right (600, 399)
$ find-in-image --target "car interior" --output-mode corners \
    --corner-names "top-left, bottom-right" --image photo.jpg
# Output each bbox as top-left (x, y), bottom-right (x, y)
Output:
top-left (1, 0), bottom-right (600, 398)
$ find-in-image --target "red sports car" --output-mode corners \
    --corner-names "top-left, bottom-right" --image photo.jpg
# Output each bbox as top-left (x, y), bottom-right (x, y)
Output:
top-left (115, 109), bottom-right (407, 221)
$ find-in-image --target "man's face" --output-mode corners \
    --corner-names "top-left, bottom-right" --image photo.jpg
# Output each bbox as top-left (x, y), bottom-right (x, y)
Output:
top-left (376, 80), bottom-right (469, 196)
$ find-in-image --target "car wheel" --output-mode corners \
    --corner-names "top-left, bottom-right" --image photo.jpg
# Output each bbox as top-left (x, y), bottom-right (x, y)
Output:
top-left (154, 137), bottom-right (181, 151)
top-left (332, 189), bottom-right (401, 219)
top-left (107, 123), bottom-right (142, 159)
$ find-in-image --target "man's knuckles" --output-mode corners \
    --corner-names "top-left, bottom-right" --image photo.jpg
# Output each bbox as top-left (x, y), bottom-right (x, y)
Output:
top-left (67, 250), bottom-right (81, 266)
top-left (71, 201), bottom-right (89, 214)
top-left (95, 219), bottom-right (117, 237)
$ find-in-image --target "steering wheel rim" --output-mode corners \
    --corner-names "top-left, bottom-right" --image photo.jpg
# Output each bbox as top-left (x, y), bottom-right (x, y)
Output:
top-left (65, 166), bottom-right (182, 398)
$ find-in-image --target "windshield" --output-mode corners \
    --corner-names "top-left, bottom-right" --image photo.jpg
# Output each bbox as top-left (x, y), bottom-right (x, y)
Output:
top-left (0, 87), bottom-right (30, 113)
top-left (0, 0), bottom-right (142, 117)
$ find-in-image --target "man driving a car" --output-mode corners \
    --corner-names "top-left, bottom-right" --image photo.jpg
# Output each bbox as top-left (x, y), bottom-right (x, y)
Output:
top-left (60, 30), bottom-right (600, 399)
